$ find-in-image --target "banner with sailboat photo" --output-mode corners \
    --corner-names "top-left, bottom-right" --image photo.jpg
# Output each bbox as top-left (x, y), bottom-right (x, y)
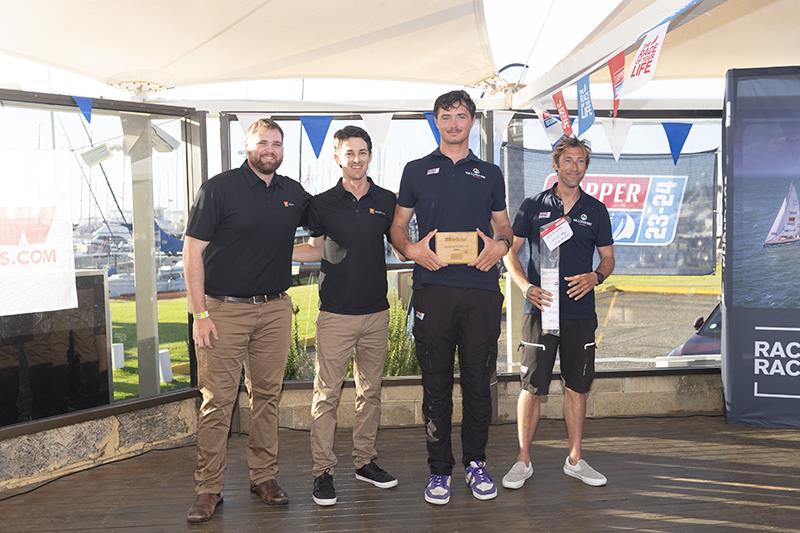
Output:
top-left (502, 144), bottom-right (717, 275)
top-left (722, 66), bottom-right (800, 428)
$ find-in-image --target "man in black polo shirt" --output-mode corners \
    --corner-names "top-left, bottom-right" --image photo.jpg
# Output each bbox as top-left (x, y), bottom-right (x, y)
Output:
top-left (501, 136), bottom-right (614, 491)
top-left (183, 118), bottom-right (310, 523)
top-left (390, 90), bottom-right (514, 505)
top-left (293, 126), bottom-right (398, 506)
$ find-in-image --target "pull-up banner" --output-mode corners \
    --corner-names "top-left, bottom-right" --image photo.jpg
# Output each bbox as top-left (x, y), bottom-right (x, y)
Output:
top-left (502, 144), bottom-right (716, 275)
top-left (722, 67), bottom-right (800, 427)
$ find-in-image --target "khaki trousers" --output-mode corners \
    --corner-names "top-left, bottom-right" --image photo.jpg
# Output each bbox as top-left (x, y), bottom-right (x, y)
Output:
top-left (194, 295), bottom-right (292, 494)
top-left (311, 309), bottom-right (389, 476)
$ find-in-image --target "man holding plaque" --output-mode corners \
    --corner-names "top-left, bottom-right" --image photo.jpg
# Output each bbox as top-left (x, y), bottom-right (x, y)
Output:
top-left (501, 136), bottom-right (614, 490)
top-left (390, 90), bottom-right (513, 505)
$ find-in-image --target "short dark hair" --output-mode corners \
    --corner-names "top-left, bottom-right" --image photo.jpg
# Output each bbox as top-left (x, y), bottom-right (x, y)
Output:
top-left (433, 90), bottom-right (476, 118)
top-left (245, 118), bottom-right (284, 141)
top-left (333, 125), bottom-right (372, 153)
top-left (552, 136), bottom-right (592, 166)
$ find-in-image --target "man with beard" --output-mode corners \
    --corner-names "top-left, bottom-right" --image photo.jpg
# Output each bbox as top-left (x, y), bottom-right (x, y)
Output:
top-left (293, 125), bottom-right (398, 506)
top-left (390, 90), bottom-right (513, 505)
top-left (183, 118), bottom-right (310, 523)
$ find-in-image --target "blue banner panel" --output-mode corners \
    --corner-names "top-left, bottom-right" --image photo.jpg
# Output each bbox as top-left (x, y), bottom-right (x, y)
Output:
top-left (723, 67), bottom-right (800, 427)
top-left (503, 144), bottom-right (717, 275)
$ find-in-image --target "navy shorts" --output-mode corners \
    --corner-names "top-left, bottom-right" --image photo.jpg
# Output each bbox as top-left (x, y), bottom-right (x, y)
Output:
top-left (519, 314), bottom-right (597, 395)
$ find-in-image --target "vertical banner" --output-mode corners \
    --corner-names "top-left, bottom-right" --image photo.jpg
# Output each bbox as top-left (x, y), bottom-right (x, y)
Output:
top-left (607, 52), bottom-right (625, 118)
top-left (300, 115), bottom-right (334, 158)
top-left (576, 74), bottom-right (595, 137)
top-left (0, 152), bottom-right (77, 316)
top-left (723, 66), bottom-right (800, 427)
top-left (423, 112), bottom-right (441, 145)
top-left (551, 91), bottom-right (573, 137)
top-left (620, 21), bottom-right (669, 97)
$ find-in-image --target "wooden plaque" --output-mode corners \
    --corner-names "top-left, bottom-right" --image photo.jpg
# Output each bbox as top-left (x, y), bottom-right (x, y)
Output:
top-left (435, 232), bottom-right (478, 264)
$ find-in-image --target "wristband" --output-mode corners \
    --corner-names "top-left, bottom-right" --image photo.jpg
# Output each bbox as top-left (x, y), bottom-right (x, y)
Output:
top-left (523, 283), bottom-right (534, 295)
top-left (193, 310), bottom-right (210, 320)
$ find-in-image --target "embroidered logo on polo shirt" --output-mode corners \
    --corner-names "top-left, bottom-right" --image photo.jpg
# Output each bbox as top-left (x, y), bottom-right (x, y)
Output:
top-left (369, 208), bottom-right (387, 216)
top-left (415, 310), bottom-right (425, 320)
top-left (536, 211), bottom-right (551, 219)
top-left (427, 168), bottom-right (440, 175)
top-left (573, 213), bottom-right (592, 226)
top-left (283, 201), bottom-right (295, 208)
top-left (466, 167), bottom-right (486, 179)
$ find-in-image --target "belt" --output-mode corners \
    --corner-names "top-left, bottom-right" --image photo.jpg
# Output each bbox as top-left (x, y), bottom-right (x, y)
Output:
top-left (209, 293), bottom-right (285, 304)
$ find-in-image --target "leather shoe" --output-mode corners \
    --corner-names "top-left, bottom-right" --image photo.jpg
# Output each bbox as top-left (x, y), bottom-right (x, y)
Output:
top-left (250, 479), bottom-right (289, 505)
top-left (186, 493), bottom-right (223, 523)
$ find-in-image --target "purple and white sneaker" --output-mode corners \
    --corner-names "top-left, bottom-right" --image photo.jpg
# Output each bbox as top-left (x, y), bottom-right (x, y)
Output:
top-left (465, 461), bottom-right (497, 500)
top-left (424, 474), bottom-right (451, 505)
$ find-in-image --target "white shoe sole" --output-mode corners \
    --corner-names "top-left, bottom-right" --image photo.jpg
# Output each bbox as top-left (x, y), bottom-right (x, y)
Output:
top-left (355, 474), bottom-right (398, 489)
top-left (424, 493), bottom-right (450, 505)
top-left (563, 467), bottom-right (607, 487)
top-left (312, 495), bottom-right (337, 506)
top-left (501, 469), bottom-right (533, 489)
top-left (470, 488), bottom-right (498, 500)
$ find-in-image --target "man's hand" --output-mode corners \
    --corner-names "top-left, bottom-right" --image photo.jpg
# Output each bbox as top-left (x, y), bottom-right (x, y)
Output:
top-left (405, 229), bottom-right (447, 271)
top-left (193, 317), bottom-right (219, 349)
top-left (525, 284), bottom-right (553, 311)
top-left (565, 272), bottom-right (599, 301)
top-left (469, 228), bottom-right (507, 272)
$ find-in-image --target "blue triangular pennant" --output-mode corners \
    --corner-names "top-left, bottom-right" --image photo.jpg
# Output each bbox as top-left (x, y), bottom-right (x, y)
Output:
top-left (71, 96), bottom-right (93, 123)
top-left (300, 115), bottom-right (334, 158)
top-left (661, 122), bottom-right (692, 165)
top-left (576, 74), bottom-right (595, 137)
top-left (423, 112), bottom-right (441, 145)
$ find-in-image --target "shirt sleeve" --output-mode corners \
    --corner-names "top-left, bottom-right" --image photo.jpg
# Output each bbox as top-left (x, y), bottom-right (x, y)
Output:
top-left (397, 163), bottom-right (416, 208)
top-left (595, 203), bottom-right (614, 247)
top-left (384, 195), bottom-right (397, 243)
top-left (490, 166), bottom-right (507, 212)
top-left (297, 186), bottom-right (313, 228)
top-left (184, 181), bottom-right (219, 242)
top-left (511, 198), bottom-right (532, 239)
top-left (307, 196), bottom-right (325, 238)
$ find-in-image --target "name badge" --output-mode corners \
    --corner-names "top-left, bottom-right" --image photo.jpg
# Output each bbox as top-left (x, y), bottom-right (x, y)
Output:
top-left (426, 168), bottom-right (440, 175)
top-left (540, 216), bottom-right (573, 251)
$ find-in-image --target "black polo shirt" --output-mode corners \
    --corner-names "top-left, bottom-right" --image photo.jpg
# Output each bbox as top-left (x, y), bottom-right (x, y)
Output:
top-left (185, 161), bottom-right (310, 297)
top-left (308, 178), bottom-right (396, 315)
top-left (398, 149), bottom-right (506, 292)
top-left (512, 184), bottom-right (613, 320)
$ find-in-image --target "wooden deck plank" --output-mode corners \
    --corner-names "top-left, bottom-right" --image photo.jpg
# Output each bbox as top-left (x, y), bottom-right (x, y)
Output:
top-left (2, 416), bottom-right (799, 532)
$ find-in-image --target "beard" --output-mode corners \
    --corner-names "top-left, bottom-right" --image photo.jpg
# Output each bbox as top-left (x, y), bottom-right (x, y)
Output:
top-left (248, 151), bottom-right (283, 175)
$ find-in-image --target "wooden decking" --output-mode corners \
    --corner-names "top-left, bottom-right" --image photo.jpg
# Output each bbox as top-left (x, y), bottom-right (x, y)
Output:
top-left (2, 416), bottom-right (800, 532)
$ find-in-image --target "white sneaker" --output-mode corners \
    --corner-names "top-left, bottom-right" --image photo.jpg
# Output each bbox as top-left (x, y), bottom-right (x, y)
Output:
top-left (501, 461), bottom-right (533, 489)
top-left (563, 457), bottom-right (607, 486)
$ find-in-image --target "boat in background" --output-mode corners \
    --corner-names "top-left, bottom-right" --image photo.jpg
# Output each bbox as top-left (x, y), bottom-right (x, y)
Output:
top-left (764, 182), bottom-right (800, 247)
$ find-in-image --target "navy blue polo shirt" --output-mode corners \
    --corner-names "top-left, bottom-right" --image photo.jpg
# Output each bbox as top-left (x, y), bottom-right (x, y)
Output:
top-left (185, 161), bottom-right (311, 297)
top-left (512, 184), bottom-right (613, 319)
top-left (308, 178), bottom-right (396, 315)
top-left (398, 148), bottom-right (506, 292)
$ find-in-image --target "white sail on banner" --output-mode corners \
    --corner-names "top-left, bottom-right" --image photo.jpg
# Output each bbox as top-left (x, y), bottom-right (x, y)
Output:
top-left (764, 182), bottom-right (800, 246)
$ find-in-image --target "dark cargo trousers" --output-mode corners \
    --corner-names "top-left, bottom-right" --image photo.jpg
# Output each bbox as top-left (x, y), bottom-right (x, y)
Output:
top-left (411, 284), bottom-right (503, 475)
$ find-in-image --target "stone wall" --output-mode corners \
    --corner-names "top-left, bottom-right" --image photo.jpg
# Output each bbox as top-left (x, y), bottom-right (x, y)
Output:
top-left (0, 399), bottom-right (197, 492)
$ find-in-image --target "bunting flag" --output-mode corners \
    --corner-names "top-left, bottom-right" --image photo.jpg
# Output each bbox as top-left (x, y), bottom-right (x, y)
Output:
top-left (237, 113), bottom-right (269, 137)
top-left (620, 21), bottom-right (670, 98)
top-left (423, 112), bottom-right (441, 145)
top-left (532, 105), bottom-right (564, 147)
top-left (576, 74), bottom-right (595, 137)
top-left (300, 115), bottom-right (334, 158)
top-left (602, 118), bottom-right (633, 161)
top-left (551, 91), bottom-right (573, 137)
top-left (661, 122), bottom-right (693, 165)
top-left (607, 52), bottom-right (625, 118)
top-left (492, 110), bottom-right (515, 163)
top-left (71, 96), bottom-right (93, 123)
top-left (360, 113), bottom-right (394, 149)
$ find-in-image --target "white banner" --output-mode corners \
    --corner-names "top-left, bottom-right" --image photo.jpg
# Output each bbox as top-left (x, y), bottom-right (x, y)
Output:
top-left (0, 150), bottom-right (77, 316)
top-left (620, 21), bottom-right (670, 98)
top-left (602, 118), bottom-right (633, 161)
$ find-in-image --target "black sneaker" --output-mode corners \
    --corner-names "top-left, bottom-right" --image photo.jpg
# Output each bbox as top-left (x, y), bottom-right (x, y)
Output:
top-left (312, 470), bottom-right (337, 506)
top-left (355, 461), bottom-right (398, 489)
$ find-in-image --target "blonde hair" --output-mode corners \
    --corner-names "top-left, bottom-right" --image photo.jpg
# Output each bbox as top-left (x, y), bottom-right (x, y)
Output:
top-left (552, 136), bottom-right (591, 166)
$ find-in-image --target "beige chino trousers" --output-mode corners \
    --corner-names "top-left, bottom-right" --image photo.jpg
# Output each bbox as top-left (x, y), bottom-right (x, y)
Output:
top-left (311, 309), bottom-right (390, 477)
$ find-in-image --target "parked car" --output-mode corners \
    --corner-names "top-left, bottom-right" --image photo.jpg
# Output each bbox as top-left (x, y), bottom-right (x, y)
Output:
top-left (668, 303), bottom-right (721, 356)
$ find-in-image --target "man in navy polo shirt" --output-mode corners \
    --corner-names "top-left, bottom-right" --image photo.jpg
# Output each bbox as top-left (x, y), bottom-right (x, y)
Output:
top-left (293, 126), bottom-right (398, 506)
top-left (390, 90), bottom-right (514, 505)
top-left (501, 136), bottom-right (615, 490)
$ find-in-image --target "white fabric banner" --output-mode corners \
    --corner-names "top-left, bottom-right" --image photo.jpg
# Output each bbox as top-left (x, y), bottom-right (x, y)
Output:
top-left (620, 21), bottom-right (670, 98)
top-left (360, 113), bottom-right (394, 149)
top-left (236, 113), bottom-right (270, 138)
top-left (0, 150), bottom-right (77, 316)
top-left (602, 118), bottom-right (633, 161)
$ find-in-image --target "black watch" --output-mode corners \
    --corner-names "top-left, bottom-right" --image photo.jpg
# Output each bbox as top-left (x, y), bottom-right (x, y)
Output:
top-left (594, 270), bottom-right (605, 285)
top-left (501, 237), bottom-right (512, 252)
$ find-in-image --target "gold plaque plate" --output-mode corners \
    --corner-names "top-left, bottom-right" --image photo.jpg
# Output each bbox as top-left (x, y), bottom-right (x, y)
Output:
top-left (435, 231), bottom-right (478, 264)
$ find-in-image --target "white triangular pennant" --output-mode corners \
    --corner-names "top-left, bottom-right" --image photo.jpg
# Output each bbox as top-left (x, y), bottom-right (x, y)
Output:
top-left (602, 118), bottom-right (633, 161)
top-left (237, 113), bottom-right (270, 137)
top-left (360, 113), bottom-right (394, 149)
